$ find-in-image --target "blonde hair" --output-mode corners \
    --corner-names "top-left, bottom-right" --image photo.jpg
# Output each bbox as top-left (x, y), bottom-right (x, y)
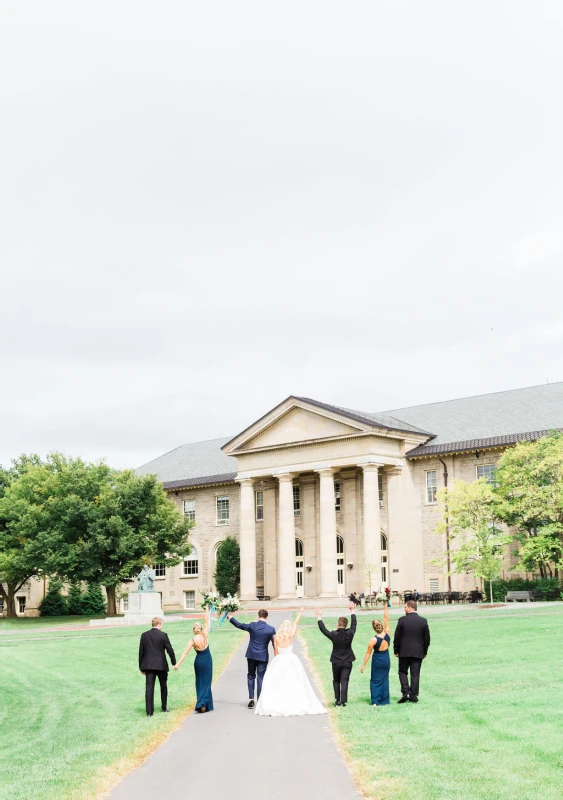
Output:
top-left (152, 617), bottom-right (163, 627)
top-left (372, 619), bottom-right (384, 635)
top-left (278, 619), bottom-right (293, 639)
top-left (193, 622), bottom-right (203, 635)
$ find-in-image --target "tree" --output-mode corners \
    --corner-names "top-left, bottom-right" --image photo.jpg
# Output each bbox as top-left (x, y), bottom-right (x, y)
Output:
top-left (0, 458), bottom-right (54, 618)
top-left (39, 579), bottom-right (68, 616)
top-left (81, 584), bottom-right (106, 616)
top-left (495, 432), bottom-right (563, 578)
top-left (435, 479), bottom-right (512, 602)
top-left (66, 582), bottom-right (85, 615)
top-left (214, 537), bottom-right (240, 596)
top-left (1, 453), bottom-right (193, 617)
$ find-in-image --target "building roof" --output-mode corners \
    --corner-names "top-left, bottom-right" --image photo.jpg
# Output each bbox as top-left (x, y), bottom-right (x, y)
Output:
top-left (136, 437), bottom-right (236, 484)
top-left (137, 382), bottom-right (563, 483)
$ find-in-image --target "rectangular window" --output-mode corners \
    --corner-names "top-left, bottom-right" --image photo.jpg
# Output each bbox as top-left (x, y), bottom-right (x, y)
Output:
top-left (378, 474), bottom-right (384, 504)
top-left (477, 464), bottom-right (497, 484)
top-left (183, 550), bottom-right (199, 576)
top-left (183, 499), bottom-right (195, 521)
top-left (122, 595), bottom-right (129, 612)
top-left (255, 490), bottom-right (264, 521)
top-left (154, 564), bottom-right (166, 578)
top-left (426, 470), bottom-right (437, 503)
top-left (0, 596), bottom-right (4, 614)
top-left (293, 485), bottom-right (300, 516)
top-left (334, 482), bottom-right (341, 511)
top-left (216, 496), bottom-right (230, 524)
top-left (184, 590), bottom-right (195, 610)
top-left (17, 596), bottom-right (26, 614)
top-left (429, 578), bottom-right (439, 592)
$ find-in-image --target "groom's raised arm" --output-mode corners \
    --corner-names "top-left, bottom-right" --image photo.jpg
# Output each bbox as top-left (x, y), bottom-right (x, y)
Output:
top-left (229, 616), bottom-right (251, 632)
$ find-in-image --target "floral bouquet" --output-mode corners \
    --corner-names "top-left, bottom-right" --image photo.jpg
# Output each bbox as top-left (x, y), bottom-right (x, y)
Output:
top-left (375, 591), bottom-right (387, 606)
top-left (385, 586), bottom-right (392, 607)
top-left (200, 589), bottom-right (220, 610)
top-left (218, 594), bottom-right (243, 615)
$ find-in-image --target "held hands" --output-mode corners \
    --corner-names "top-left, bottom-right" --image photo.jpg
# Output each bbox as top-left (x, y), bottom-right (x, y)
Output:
top-left (173, 665), bottom-right (180, 671)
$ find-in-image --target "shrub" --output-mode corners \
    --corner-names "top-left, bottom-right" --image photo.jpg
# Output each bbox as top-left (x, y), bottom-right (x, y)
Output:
top-left (214, 537), bottom-right (240, 597)
top-left (81, 584), bottom-right (106, 616)
top-left (484, 578), bottom-right (562, 602)
top-left (66, 582), bottom-right (85, 615)
top-left (39, 580), bottom-right (68, 616)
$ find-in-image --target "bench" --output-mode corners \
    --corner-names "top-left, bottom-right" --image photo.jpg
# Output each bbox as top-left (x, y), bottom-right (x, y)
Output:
top-left (505, 591), bottom-right (534, 603)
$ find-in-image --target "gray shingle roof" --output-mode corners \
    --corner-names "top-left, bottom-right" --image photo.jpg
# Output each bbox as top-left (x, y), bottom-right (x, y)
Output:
top-left (136, 437), bottom-right (236, 483)
top-left (377, 382), bottom-right (563, 457)
top-left (137, 382), bottom-right (563, 483)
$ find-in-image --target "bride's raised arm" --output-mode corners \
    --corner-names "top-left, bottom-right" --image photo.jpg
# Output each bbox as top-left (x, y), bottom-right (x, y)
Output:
top-left (291, 607), bottom-right (305, 637)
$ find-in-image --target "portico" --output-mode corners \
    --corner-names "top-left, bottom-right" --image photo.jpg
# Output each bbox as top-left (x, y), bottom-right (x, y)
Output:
top-left (222, 396), bottom-right (430, 601)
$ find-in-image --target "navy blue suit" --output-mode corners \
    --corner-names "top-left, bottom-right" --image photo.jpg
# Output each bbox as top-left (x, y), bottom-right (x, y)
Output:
top-left (229, 617), bottom-right (276, 699)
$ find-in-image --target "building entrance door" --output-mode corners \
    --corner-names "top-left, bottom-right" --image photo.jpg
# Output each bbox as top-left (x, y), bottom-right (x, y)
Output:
top-left (337, 535), bottom-right (345, 596)
top-left (295, 538), bottom-right (304, 597)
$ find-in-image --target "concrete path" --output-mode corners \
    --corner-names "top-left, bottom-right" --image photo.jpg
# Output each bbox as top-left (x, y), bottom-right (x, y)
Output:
top-left (108, 613), bottom-right (360, 800)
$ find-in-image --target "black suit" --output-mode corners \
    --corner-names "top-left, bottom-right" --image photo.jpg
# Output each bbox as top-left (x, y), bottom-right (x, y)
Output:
top-left (318, 614), bottom-right (356, 704)
top-left (393, 612), bottom-right (430, 700)
top-left (139, 627), bottom-right (176, 715)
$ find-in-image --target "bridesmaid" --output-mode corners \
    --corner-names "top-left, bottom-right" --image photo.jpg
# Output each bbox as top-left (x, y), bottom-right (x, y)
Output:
top-left (360, 603), bottom-right (391, 706)
top-left (174, 606), bottom-right (214, 713)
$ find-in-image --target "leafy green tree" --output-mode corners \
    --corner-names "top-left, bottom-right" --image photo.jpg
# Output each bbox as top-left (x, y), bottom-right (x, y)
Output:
top-left (495, 432), bottom-right (563, 578)
top-left (435, 479), bottom-right (512, 602)
top-left (81, 584), bottom-right (106, 616)
top-left (39, 579), bottom-right (68, 616)
top-left (66, 582), bottom-right (85, 615)
top-left (0, 458), bottom-right (54, 618)
top-left (214, 537), bottom-right (240, 596)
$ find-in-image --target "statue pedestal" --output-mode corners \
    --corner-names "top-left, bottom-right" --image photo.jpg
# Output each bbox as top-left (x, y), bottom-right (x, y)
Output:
top-left (123, 591), bottom-right (163, 623)
top-left (89, 591), bottom-right (164, 627)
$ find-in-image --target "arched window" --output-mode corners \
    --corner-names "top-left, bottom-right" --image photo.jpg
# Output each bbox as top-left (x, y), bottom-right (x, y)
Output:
top-left (336, 535), bottom-right (345, 593)
top-left (380, 532), bottom-right (388, 552)
top-left (295, 538), bottom-right (304, 595)
top-left (380, 532), bottom-right (388, 586)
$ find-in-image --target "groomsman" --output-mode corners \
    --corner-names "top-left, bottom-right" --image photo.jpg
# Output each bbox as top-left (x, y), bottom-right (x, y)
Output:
top-left (315, 603), bottom-right (356, 707)
top-left (139, 617), bottom-right (176, 716)
top-left (393, 599), bottom-right (430, 703)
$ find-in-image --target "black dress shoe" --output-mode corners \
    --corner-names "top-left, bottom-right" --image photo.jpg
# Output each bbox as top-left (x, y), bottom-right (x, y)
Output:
top-left (248, 700), bottom-right (255, 709)
top-left (341, 703), bottom-right (347, 707)
top-left (162, 708), bottom-right (171, 712)
top-left (334, 701), bottom-right (341, 707)
top-left (409, 697), bottom-right (419, 703)
top-left (397, 696), bottom-right (410, 704)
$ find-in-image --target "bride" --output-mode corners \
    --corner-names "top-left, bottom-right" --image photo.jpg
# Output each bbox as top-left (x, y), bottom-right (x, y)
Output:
top-left (255, 607), bottom-right (326, 717)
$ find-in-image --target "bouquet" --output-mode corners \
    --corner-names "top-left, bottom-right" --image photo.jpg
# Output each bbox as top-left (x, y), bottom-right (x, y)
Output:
top-left (375, 591), bottom-right (387, 605)
top-left (200, 589), bottom-right (220, 610)
top-left (218, 594), bottom-right (243, 615)
top-left (385, 586), bottom-right (392, 607)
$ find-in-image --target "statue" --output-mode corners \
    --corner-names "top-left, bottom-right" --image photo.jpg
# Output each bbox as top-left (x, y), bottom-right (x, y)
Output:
top-left (136, 565), bottom-right (156, 592)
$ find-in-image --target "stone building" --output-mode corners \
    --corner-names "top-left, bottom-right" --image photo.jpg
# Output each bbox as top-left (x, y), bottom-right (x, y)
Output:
top-left (133, 382), bottom-right (563, 612)
top-left (5, 382), bottom-right (562, 616)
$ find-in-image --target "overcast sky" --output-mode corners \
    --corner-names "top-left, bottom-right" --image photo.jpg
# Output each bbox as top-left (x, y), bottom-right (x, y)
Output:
top-left (2, 1), bottom-right (563, 470)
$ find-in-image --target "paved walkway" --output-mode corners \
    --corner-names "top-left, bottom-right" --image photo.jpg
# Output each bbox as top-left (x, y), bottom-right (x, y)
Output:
top-left (108, 613), bottom-right (360, 800)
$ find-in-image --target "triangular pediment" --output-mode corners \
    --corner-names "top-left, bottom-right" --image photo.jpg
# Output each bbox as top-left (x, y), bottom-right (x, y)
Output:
top-left (222, 396), bottom-right (372, 454)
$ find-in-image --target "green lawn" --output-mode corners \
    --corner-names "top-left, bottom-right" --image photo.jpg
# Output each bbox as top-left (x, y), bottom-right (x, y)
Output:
top-left (0, 618), bottom-right (245, 800)
top-left (300, 605), bottom-right (563, 800)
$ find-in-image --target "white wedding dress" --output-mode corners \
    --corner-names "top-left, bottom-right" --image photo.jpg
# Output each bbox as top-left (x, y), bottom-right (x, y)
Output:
top-left (255, 642), bottom-right (327, 717)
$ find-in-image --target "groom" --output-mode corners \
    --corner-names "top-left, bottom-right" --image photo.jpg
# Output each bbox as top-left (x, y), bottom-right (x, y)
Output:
top-left (228, 609), bottom-right (277, 708)
top-left (316, 602), bottom-right (356, 707)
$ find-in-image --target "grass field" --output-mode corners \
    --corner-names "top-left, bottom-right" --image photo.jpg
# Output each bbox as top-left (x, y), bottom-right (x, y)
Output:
top-left (299, 604), bottom-right (563, 800)
top-left (0, 617), bottom-right (246, 800)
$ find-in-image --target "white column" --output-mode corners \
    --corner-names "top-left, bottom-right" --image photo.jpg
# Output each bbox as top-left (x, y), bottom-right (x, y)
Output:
top-left (277, 473), bottom-right (296, 599)
top-left (317, 468), bottom-right (338, 597)
top-left (237, 478), bottom-right (256, 600)
top-left (361, 462), bottom-right (383, 594)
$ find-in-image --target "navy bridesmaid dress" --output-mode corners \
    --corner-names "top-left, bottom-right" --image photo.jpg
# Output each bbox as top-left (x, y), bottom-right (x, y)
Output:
top-left (370, 633), bottom-right (391, 706)
top-left (194, 641), bottom-right (214, 712)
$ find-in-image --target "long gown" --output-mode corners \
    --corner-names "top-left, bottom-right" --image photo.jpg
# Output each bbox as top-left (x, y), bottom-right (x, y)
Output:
top-left (255, 642), bottom-right (327, 717)
top-left (370, 633), bottom-right (390, 706)
top-left (194, 642), bottom-right (214, 712)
